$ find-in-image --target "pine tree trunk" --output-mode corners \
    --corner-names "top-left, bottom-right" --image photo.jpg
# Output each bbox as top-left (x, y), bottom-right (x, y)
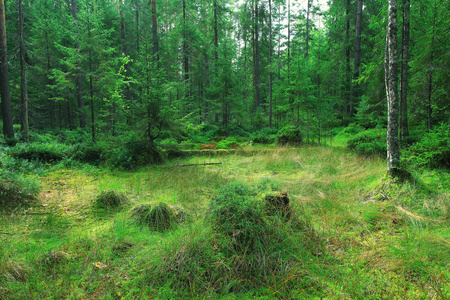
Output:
top-left (253, 0), bottom-right (261, 109)
top-left (352, 0), bottom-right (363, 110)
top-left (19, 0), bottom-right (29, 140)
top-left (399, 0), bottom-right (410, 142)
top-left (268, 0), bottom-right (273, 127)
top-left (305, 0), bottom-right (312, 59)
top-left (72, 0), bottom-right (85, 129)
top-left (386, 0), bottom-right (400, 176)
top-left (0, 0), bottom-right (14, 139)
top-left (151, 0), bottom-right (159, 65)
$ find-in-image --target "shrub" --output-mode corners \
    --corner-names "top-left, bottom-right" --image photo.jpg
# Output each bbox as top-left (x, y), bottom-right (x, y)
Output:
top-left (0, 178), bottom-right (38, 210)
top-left (347, 128), bottom-right (386, 157)
top-left (11, 142), bottom-right (69, 163)
top-left (216, 137), bottom-right (240, 150)
top-left (71, 143), bottom-right (104, 165)
top-left (93, 190), bottom-right (128, 210)
top-left (402, 123), bottom-right (450, 169)
top-left (276, 125), bottom-right (303, 146)
top-left (109, 140), bottom-right (162, 170)
top-left (251, 127), bottom-right (278, 144)
top-left (131, 202), bottom-right (176, 231)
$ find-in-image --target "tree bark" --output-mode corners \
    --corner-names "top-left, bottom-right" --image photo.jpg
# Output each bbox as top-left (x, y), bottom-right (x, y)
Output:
top-left (19, 0), bottom-right (29, 140)
top-left (352, 0), bottom-right (363, 110)
top-left (399, 0), bottom-right (410, 142)
top-left (268, 0), bottom-right (273, 127)
top-left (305, 0), bottom-right (312, 59)
top-left (253, 0), bottom-right (261, 109)
top-left (0, 0), bottom-right (14, 139)
top-left (151, 0), bottom-right (159, 66)
top-left (72, 0), bottom-right (85, 129)
top-left (385, 0), bottom-right (400, 175)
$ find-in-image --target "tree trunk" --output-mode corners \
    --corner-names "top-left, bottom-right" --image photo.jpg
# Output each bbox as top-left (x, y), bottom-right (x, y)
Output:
top-left (183, 0), bottom-right (189, 85)
top-left (268, 0), bottom-right (273, 127)
top-left (305, 0), bottom-right (312, 59)
top-left (253, 0), bottom-right (261, 109)
top-left (19, 0), bottom-right (29, 140)
top-left (352, 0), bottom-right (363, 112)
top-left (386, 0), bottom-right (400, 175)
top-left (345, 0), bottom-right (352, 120)
top-left (399, 0), bottom-right (410, 142)
top-left (72, 0), bottom-right (85, 129)
top-left (0, 0), bottom-right (14, 139)
top-left (151, 0), bottom-right (159, 65)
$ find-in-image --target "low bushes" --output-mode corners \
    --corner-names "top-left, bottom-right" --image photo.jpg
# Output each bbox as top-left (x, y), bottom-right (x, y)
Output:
top-left (0, 178), bottom-right (38, 209)
top-left (347, 127), bottom-right (386, 157)
top-left (276, 125), bottom-right (303, 146)
top-left (402, 123), bottom-right (450, 169)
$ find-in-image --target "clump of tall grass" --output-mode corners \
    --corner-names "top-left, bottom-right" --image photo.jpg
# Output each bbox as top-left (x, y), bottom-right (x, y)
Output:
top-left (93, 190), bottom-right (129, 211)
top-left (131, 202), bottom-right (177, 231)
top-left (0, 178), bottom-right (38, 210)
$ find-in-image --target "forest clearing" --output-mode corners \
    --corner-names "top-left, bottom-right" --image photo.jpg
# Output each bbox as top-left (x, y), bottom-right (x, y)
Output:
top-left (1, 136), bottom-right (449, 299)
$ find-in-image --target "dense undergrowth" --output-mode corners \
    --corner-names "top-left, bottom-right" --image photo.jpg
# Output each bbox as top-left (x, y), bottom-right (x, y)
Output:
top-left (0, 125), bottom-right (449, 299)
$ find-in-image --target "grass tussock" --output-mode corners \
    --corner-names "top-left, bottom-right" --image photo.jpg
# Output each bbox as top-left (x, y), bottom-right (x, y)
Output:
top-left (93, 190), bottom-right (129, 210)
top-left (0, 179), bottom-right (38, 210)
top-left (131, 202), bottom-right (177, 231)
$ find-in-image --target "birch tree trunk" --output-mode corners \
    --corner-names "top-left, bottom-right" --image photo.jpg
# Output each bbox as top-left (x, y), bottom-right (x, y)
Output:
top-left (0, 0), bottom-right (14, 139)
top-left (385, 0), bottom-right (400, 175)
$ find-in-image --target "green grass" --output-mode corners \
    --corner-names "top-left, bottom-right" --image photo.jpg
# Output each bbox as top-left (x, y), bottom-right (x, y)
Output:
top-left (1, 145), bottom-right (449, 299)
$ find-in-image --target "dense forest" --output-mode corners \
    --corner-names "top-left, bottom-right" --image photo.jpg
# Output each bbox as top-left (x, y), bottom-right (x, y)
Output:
top-left (0, 0), bottom-right (449, 299)
top-left (0, 0), bottom-right (448, 144)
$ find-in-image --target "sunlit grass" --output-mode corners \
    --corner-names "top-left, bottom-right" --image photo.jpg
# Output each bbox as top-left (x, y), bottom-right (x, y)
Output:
top-left (1, 145), bottom-right (449, 299)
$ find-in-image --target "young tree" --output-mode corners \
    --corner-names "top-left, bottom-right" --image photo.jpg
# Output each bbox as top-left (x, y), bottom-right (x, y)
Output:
top-left (385, 0), bottom-right (400, 175)
top-left (19, 0), bottom-right (29, 140)
top-left (0, 0), bottom-right (14, 139)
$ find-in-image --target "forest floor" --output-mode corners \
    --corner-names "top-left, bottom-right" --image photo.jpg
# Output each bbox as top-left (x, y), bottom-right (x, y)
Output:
top-left (1, 145), bottom-right (449, 299)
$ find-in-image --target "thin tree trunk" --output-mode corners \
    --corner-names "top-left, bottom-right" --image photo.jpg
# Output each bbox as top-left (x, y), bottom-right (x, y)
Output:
top-left (0, 0), bottom-right (14, 139)
top-left (305, 0), bottom-right (312, 59)
top-left (19, 0), bottom-right (29, 140)
top-left (72, 0), bottom-right (85, 129)
top-left (427, 0), bottom-right (436, 132)
top-left (269, 0), bottom-right (273, 127)
top-left (352, 0), bottom-right (363, 113)
top-left (399, 0), bottom-right (410, 141)
top-left (183, 0), bottom-right (189, 85)
top-left (151, 0), bottom-right (159, 65)
top-left (253, 0), bottom-right (261, 109)
top-left (386, 0), bottom-right (400, 175)
top-left (345, 0), bottom-right (352, 119)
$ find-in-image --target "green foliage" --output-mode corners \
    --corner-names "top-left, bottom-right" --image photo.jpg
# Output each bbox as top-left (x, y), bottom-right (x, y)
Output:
top-left (250, 127), bottom-right (278, 144)
top-left (93, 190), bottom-right (128, 211)
top-left (71, 143), bottom-right (104, 165)
top-left (403, 123), bottom-right (450, 169)
top-left (347, 128), bottom-right (386, 157)
top-left (276, 125), bottom-right (303, 146)
top-left (11, 142), bottom-right (69, 163)
top-left (216, 137), bottom-right (240, 150)
top-left (109, 140), bottom-right (162, 170)
top-left (0, 178), bottom-right (38, 210)
top-left (131, 202), bottom-right (176, 231)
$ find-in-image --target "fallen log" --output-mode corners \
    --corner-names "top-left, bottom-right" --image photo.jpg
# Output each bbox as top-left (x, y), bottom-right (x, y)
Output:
top-left (175, 162), bottom-right (222, 167)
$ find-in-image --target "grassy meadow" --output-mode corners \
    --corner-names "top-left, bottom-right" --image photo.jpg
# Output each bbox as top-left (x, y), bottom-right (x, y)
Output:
top-left (1, 144), bottom-right (449, 299)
